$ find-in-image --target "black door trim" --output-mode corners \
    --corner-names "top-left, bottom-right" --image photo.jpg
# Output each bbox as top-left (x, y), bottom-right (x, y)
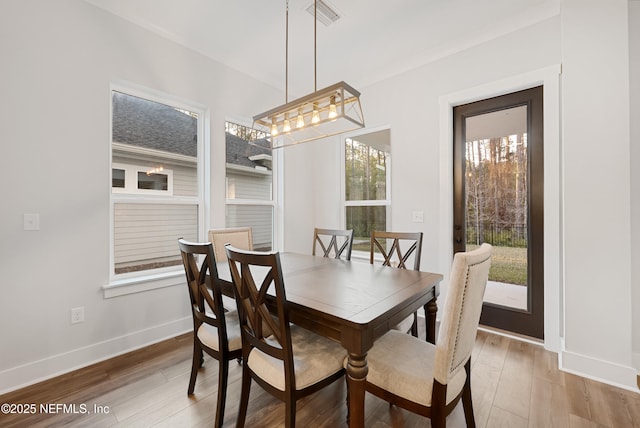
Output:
top-left (453, 85), bottom-right (544, 339)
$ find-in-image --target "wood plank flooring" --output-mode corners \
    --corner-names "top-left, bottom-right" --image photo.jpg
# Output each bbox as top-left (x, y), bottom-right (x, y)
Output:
top-left (1, 328), bottom-right (639, 427)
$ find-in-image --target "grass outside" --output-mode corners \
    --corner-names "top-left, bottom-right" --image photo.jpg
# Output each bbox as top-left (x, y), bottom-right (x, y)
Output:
top-left (355, 239), bottom-right (527, 286)
top-left (467, 244), bottom-right (527, 285)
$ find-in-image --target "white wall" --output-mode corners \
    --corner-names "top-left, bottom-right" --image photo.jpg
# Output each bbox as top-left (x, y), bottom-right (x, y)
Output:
top-left (283, 2), bottom-right (639, 390)
top-left (0, 0), bottom-right (281, 393)
top-left (630, 0), bottom-right (640, 372)
top-left (559, 0), bottom-right (634, 388)
top-left (285, 14), bottom-right (563, 334)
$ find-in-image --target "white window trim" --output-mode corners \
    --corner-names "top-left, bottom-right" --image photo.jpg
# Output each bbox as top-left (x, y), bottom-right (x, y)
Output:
top-left (104, 81), bottom-right (207, 298)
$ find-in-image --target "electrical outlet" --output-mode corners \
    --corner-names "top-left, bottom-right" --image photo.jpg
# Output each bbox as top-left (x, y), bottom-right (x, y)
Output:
top-left (71, 307), bottom-right (84, 324)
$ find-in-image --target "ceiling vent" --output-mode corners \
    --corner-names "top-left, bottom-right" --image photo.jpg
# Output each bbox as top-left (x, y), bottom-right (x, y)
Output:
top-left (305, 0), bottom-right (340, 26)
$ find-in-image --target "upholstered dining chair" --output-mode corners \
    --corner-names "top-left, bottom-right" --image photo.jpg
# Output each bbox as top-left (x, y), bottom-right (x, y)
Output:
top-left (312, 228), bottom-right (354, 260)
top-left (208, 227), bottom-right (253, 263)
top-left (225, 244), bottom-right (347, 428)
top-left (361, 243), bottom-right (492, 428)
top-left (208, 227), bottom-right (254, 311)
top-left (178, 239), bottom-right (242, 428)
top-left (370, 230), bottom-right (424, 337)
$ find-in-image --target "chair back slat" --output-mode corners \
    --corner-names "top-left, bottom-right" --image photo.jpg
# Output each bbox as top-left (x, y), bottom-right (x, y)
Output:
top-left (433, 243), bottom-right (492, 385)
top-left (370, 231), bottom-right (423, 271)
top-left (226, 245), bottom-right (292, 364)
top-left (178, 239), bottom-right (227, 341)
top-left (313, 228), bottom-right (354, 260)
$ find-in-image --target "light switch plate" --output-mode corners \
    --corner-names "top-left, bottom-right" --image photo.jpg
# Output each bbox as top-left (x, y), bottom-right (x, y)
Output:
top-left (412, 211), bottom-right (424, 223)
top-left (24, 213), bottom-right (40, 230)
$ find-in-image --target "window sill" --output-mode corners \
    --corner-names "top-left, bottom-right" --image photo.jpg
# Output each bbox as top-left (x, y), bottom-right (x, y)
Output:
top-left (103, 270), bottom-right (184, 298)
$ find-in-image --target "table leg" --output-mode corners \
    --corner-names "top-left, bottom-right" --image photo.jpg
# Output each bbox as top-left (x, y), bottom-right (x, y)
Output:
top-left (346, 352), bottom-right (368, 428)
top-left (425, 298), bottom-right (438, 344)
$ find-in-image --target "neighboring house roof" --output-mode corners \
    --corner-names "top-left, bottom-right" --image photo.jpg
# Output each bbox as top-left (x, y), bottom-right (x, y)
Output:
top-left (112, 91), bottom-right (272, 169)
top-left (112, 91), bottom-right (197, 157)
top-left (226, 133), bottom-right (272, 170)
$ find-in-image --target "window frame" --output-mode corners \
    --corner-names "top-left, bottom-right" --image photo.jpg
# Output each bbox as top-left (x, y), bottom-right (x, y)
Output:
top-left (342, 127), bottom-right (392, 260)
top-left (224, 119), bottom-right (278, 252)
top-left (104, 83), bottom-right (207, 298)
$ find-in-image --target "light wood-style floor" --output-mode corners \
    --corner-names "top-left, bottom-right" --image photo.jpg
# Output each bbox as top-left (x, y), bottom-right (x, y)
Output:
top-left (1, 326), bottom-right (639, 427)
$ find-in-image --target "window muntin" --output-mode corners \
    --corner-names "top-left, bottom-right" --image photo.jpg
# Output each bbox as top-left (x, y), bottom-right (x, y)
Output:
top-left (344, 130), bottom-right (391, 253)
top-left (110, 89), bottom-right (202, 277)
top-left (225, 121), bottom-right (274, 251)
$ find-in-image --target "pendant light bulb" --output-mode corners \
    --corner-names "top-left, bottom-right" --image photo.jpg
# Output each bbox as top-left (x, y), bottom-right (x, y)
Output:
top-left (270, 117), bottom-right (278, 136)
top-left (296, 108), bottom-right (305, 128)
top-left (283, 113), bottom-right (291, 133)
top-left (328, 95), bottom-right (337, 119)
top-left (311, 102), bottom-right (320, 124)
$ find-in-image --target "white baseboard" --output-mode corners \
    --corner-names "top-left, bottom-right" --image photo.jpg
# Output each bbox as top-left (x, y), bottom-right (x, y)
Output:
top-left (560, 349), bottom-right (639, 393)
top-left (633, 352), bottom-right (640, 373)
top-left (0, 317), bottom-right (192, 395)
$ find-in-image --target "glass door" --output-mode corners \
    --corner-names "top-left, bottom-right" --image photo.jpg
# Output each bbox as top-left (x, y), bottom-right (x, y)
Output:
top-left (453, 86), bottom-right (544, 339)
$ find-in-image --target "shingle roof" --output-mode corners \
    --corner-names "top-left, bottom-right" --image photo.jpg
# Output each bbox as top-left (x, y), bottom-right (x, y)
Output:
top-left (112, 91), bottom-right (271, 168)
top-left (225, 133), bottom-right (272, 169)
top-left (112, 91), bottom-right (197, 157)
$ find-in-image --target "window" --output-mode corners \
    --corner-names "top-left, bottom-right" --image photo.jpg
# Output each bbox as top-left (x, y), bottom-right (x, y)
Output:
top-left (111, 163), bottom-right (173, 195)
top-left (344, 129), bottom-right (391, 253)
top-left (110, 89), bottom-right (203, 279)
top-left (225, 121), bottom-right (274, 251)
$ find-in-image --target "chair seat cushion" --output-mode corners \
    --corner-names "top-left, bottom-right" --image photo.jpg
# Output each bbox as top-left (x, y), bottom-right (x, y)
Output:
top-left (393, 314), bottom-right (415, 334)
top-left (247, 325), bottom-right (346, 391)
top-left (364, 330), bottom-right (467, 407)
top-left (197, 310), bottom-right (242, 352)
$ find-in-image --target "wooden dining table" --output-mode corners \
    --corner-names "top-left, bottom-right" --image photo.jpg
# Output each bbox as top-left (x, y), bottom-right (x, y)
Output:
top-left (215, 252), bottom-right (442, 428)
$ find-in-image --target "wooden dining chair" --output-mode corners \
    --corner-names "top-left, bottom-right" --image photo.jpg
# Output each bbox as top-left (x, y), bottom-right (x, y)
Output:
top-left (225, 244), bottom-right (347, 428)
top-left (312, 228), bottom-right (354, 260)
top-left (370, 230), bottom-right (424, 337)
top-left (361, 243), bottom-right (492, 428)
top-left (208, 227), bottom-right (253, 263)
top-left (178, 239), bottom-right (242, 428)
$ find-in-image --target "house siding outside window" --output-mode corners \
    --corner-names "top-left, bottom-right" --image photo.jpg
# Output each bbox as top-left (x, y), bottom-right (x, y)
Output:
top-left (225, 122), bottom-right (274, 251)
top-left (110, 89), bottom-right (203, 277)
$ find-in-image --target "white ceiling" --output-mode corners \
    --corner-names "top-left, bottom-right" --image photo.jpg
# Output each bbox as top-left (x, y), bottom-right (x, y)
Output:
top-left (85, 0), bottom-right (560, 97)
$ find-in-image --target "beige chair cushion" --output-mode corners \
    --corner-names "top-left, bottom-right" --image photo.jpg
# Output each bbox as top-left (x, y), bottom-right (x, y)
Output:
top-left (392, 314), bottom-right (415, 334)
top-left (247, 325), bottom-right (346, 391)
top-left (208, 228), bottom-right (253, 263)
top-left (364, 330), bottom-right (467, 407)
top-left (197, 310), bottom-right (243, 352)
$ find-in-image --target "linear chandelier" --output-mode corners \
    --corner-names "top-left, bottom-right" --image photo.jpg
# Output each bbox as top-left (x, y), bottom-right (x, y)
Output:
top-left (252, 0), bottom-right (364, 149)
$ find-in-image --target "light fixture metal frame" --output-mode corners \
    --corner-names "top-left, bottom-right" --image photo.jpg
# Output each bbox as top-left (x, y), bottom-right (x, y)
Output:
top-left (251, 0), bottom-right (364, 149)
top-left (253, 81), bottom-right (364, 149)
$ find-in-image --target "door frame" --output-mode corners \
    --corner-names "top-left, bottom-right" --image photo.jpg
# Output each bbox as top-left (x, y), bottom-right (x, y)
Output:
top-left (453, 86), bottom-right (544, 339)
top-left (437, 65), bottom-right (561, 351)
